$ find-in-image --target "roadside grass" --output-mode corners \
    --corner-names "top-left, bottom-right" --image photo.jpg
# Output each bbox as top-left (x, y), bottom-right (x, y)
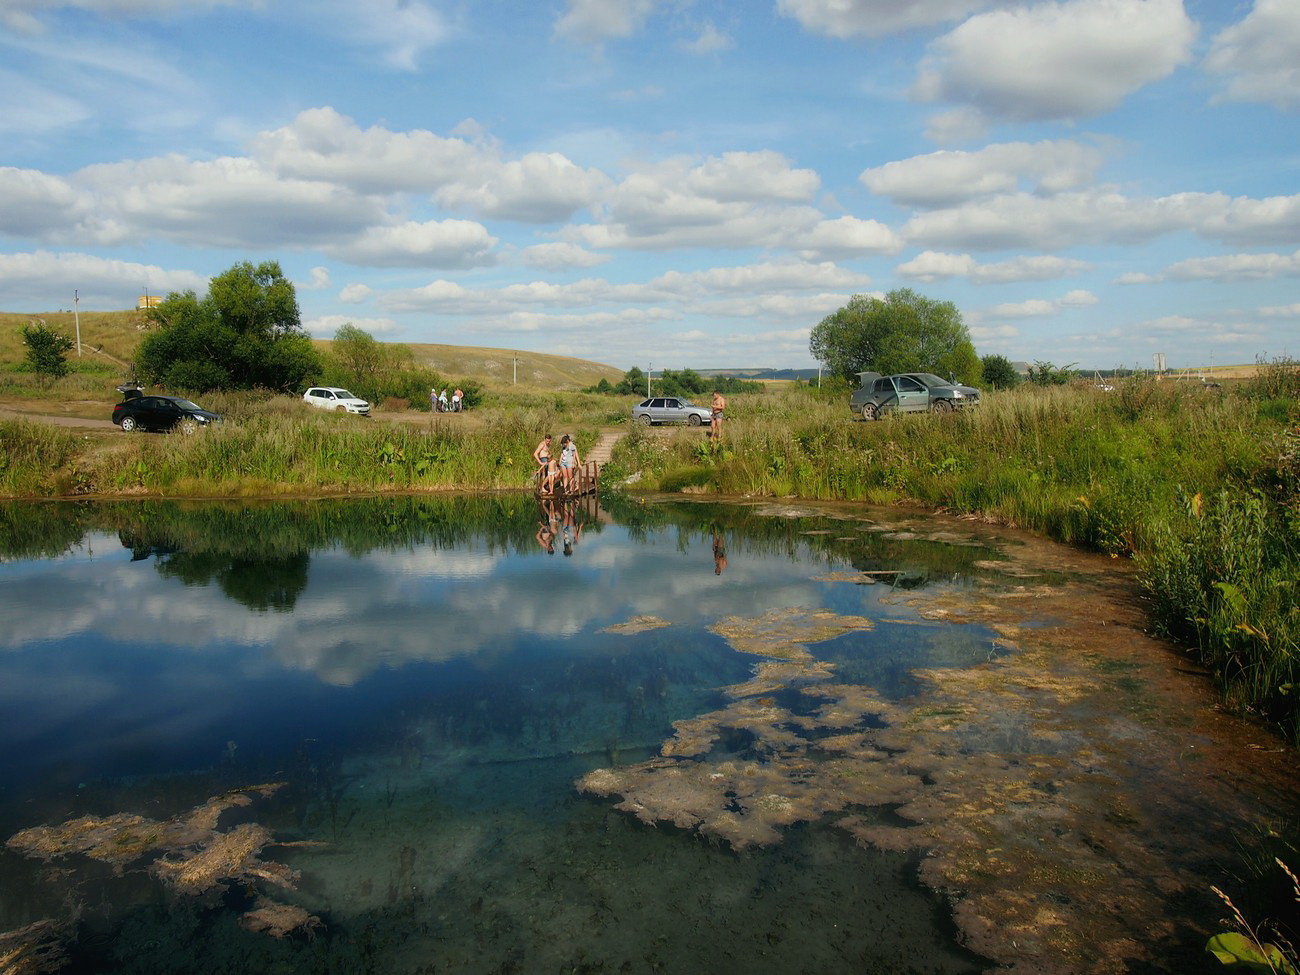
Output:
top-left (0, 390), bottom-right (613, 497)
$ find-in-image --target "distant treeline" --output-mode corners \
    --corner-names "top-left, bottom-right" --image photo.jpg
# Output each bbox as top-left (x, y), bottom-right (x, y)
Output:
top-left (585, 366), bottom-right (762, 398)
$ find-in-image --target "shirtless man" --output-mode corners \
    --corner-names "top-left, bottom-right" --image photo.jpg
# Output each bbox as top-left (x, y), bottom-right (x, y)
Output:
top-left (710, 390), bottom-right (726, 440)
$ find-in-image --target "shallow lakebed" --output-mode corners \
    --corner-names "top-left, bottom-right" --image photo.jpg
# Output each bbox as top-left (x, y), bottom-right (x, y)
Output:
top-left (0, 494), bottom-right (1295, 974)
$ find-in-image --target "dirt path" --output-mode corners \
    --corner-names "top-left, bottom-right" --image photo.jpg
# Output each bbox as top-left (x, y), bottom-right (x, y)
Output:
top-left (0, 405), bottom-right (115, 430)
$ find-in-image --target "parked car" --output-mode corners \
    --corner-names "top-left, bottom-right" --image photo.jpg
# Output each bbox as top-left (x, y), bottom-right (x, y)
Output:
top-left (112, 395), bottom-right (221, 434)
top-left (631, 396), bottom-right (713, 426)
top-left (851, 372), bottom-right (981, 421)
top-left (302, 386), bottom-right (371, 415)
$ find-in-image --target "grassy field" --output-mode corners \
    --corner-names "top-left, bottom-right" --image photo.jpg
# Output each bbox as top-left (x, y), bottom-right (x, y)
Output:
top-left (2, 308), bottom-right (623, 397)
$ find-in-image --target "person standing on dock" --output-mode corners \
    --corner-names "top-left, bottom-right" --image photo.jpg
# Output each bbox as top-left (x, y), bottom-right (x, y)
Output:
top-left (533, 434), bottom-right (553, 488)
top-left (558, 434), bottom-right (581, 491)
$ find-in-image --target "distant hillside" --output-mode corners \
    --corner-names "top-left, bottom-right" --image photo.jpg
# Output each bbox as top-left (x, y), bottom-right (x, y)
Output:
top-left (1, 309), bottom-right (148, 373)
top-left (323, 340), bottom-right (624, 390)
top-left (698, 367), bottom-right (821, 381)
top-left (2, 309), bottom-right (623, 390)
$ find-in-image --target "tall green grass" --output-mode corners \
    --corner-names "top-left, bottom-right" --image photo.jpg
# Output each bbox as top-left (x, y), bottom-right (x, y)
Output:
top-left (0, 394), bottom-right (606, 497)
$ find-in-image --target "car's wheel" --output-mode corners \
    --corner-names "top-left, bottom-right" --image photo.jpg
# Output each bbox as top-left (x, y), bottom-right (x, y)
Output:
top-left (336, 405), bottom-right (347, 412)
top-left (930, 399), bottom-right (953, 414)
top-left (120, 416), bottom-right (137, 432)
top-left (861, 403), bottom-right (878, 421)
top-left (178, 418), bottom-right (198, 435)
top-left (636, 414), bottom-right (652, 426)
top-left (687, 414), bottom-right (702, 427)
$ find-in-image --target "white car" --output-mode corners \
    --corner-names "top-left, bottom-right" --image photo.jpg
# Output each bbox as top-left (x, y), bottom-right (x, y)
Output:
top-left (303, 386), bottom-right (371, 415)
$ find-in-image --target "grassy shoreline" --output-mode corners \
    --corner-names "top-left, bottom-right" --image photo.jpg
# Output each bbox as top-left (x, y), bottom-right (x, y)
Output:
top-left (2, 370), bottom-right (1297, 742)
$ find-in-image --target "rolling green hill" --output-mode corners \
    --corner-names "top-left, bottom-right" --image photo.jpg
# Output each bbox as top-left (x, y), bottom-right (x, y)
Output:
top-left (3, 310), bottom-right (624, 390)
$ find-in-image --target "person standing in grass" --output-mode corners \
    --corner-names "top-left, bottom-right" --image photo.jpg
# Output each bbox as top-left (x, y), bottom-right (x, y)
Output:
top-left (452, 387), bottom-right (463, 412)
top-left (711, 390), bottom-right (726, 440)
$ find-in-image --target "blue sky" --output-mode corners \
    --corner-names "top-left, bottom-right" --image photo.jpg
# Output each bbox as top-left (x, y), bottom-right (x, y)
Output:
top-left (1, 0), bottom-right (1297, 372)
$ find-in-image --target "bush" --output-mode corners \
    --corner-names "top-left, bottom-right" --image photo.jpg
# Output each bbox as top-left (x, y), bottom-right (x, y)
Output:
top-left (981, 354), bottom-right (1020, 390)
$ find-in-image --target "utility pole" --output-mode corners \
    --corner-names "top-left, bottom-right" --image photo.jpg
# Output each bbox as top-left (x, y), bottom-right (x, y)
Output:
top-left (73, 290), bottom-right (82, 356)
top-left (647, 362), bottom-right (652, 397)
top-left (513, 354), bottom-right (518, 385)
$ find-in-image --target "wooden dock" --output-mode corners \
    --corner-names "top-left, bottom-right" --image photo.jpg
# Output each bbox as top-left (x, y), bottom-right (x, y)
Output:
top-left (534, 459), bottom-right (600, 499)
top-left (532, 432), bottom-right (618, 499)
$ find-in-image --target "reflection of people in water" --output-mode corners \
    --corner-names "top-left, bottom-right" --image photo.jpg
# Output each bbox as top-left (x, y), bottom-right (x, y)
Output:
top-left (537, 500), bottom-right (560, 554)
top-left (712, 530), bottom-right (727, 575)
top-left (561, 500), bottom-right (583, 556)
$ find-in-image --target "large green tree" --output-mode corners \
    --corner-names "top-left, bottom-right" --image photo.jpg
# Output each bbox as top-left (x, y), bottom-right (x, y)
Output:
top-left (331, 323), bottom-right (386, 393)
top-left (136, 261), bottom-right (320, 392)
top-left (809, 289), bottom-right (980, 384)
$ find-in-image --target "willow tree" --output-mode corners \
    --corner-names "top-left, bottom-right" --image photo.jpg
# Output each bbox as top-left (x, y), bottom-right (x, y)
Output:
top-left (810, 289), bottom-right (980, 384)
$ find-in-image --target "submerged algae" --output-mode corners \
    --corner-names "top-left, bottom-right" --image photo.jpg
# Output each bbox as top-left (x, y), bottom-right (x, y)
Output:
top-left (5, 783), bottom-right (322, 942)
top-left (0, 919), bottom-right (68, 975)
top-left (579, 517), bottom-right (1300, 974)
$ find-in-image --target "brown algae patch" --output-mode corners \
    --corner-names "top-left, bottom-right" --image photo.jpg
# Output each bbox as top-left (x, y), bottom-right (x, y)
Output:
top-left (0, 918), bottom-right (69, 975)
top-left (600, 614), bottom-right (671, 635)
top-left (5, 783), bottom-right (322, 940)
top-left (708, 607), bottom-right (873, 661)
top-left (578, 519), bottom-right (1300, 974)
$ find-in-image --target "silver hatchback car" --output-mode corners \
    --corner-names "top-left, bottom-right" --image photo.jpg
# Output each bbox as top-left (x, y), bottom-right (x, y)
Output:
top-left (851, 372), bottom-right (980, 421)
top-left (631, 396), bottom-right (712, 426)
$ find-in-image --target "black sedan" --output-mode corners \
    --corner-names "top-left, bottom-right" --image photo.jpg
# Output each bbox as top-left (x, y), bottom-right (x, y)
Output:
top-left (111, 395), bottom-right (221, 434)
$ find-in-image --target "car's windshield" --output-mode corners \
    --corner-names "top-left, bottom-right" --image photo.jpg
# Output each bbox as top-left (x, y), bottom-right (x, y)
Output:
top-left (335, 390), bottom-right (357, 399)
top-left (913, 374), bottom-right (951, 388)
top-left (172, 399), bottom-right (203, 411)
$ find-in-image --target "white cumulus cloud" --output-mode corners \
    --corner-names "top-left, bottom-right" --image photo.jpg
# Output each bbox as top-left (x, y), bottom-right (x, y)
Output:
top-left (555, 0), bottom-right (660, 43)
top-left (435, 152), bottom-right (610, 224)
top-left (1205, 0), bottom-right (1300, 111)
top-left (327, 219), bottom-right (498, 269)
top-left (913, 0), bottom-right (1196, 122)
top-left (897, 251), bottom-right (1090, 283)
top-left (0, 250), bottom-right (205, 309)
top-left (861, 140), bottom-right (1106, 208)
top-left (777, 0), bottom-right (998, 38)
top-left (520, 242), bottom-right (612, 270)
top-left (339, 283), bottom-right (373, 303)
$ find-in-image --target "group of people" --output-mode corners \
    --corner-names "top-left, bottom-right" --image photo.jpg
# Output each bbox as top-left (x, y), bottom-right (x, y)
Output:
top-left (532, 433), bottom-right (582, 495)
top-left (431, 387), bottom-right (464, 412)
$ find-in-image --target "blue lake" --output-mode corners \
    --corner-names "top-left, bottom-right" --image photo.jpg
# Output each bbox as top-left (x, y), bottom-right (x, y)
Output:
top-left (0, 495), bottom-right (1055, 973)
